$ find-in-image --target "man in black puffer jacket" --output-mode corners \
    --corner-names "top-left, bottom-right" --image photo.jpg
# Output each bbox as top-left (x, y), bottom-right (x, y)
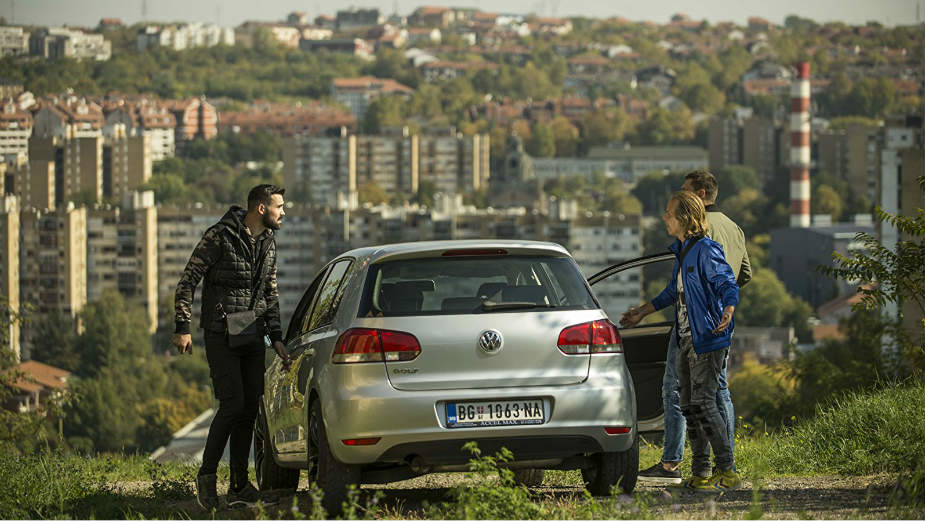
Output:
top-left (172, 184), bottom-right (290, 510)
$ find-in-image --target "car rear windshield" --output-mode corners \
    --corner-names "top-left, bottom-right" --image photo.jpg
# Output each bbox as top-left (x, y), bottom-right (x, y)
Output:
top-left (357, 255), bottom-right (597, 317)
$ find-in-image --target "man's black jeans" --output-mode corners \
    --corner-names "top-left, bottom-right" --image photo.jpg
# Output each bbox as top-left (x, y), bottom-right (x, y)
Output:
top-left (199, 330), bottom-right (265, 477)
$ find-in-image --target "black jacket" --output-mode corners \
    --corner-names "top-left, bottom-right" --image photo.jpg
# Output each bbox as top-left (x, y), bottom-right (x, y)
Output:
top-left (174, 206), bottom-right (283, 342)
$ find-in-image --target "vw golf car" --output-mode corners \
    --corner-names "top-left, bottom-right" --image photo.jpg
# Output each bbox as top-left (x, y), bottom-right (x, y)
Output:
top-left (255, 240), bottom-right (674, 511)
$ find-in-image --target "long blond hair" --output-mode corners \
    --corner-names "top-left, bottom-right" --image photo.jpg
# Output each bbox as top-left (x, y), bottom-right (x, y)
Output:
top-left (670, 191), bottom-right (707, 238)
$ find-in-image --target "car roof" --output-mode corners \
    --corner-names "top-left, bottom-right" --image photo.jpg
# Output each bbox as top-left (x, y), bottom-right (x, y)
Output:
top-left (337, 240), bottom-right (572, 264)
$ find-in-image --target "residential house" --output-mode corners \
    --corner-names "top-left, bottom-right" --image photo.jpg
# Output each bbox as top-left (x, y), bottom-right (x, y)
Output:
top-left (299, 38), bottom-right (374, 60)
top-left (410, 6), bottom-right (455, 27)
top-left (336, 8), bottom-right (383, 31)
top-left (3, 360), bottom-right (70, 414)
top-left (331, 76), bottom-right (413, 121)
top-left (419, 60), bottom-right (498, 82)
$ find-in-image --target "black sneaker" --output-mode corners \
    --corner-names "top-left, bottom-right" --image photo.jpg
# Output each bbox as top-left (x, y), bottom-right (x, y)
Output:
top-left (638, 462), bottom-right (682, 484)
top-left (195, 473), bottom-right (220, 510)
top-left (227, 482), bottom-right (277, 508)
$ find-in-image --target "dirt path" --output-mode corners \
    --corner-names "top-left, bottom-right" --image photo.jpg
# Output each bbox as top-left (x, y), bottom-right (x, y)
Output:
top-left (137, 472), bottom-right (918, 519)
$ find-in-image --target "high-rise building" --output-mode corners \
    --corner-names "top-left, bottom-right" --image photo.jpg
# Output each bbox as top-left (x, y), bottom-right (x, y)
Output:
top-left (19, 204), bottom-right (87, 320)
top-left (817, 123), bottom-right (880, 204)
top-left (0, 195), bottom-right (20, 360)
top-left (87, 192), bottom-right (158, 332)
top-left (282, 129), bottom-right (489, 207)
top-left (102, 126), bottom-right (152, 200)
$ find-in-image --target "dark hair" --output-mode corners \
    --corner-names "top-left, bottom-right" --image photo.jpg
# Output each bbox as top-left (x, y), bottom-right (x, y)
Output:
top-left (247, 184), bottom-right (285, 211)
top-left (684, 169), bottom-right (718, 202)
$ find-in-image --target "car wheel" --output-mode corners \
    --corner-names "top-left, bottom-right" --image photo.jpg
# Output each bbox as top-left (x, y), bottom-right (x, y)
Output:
top-left (511, 468), bottom-right (545, 487)
top-left (581, 433), bottom-right (638, 496)
top-left (308, 401), bottom-right (360, 515)
top-left (254, 404), bottom-right (300, 492)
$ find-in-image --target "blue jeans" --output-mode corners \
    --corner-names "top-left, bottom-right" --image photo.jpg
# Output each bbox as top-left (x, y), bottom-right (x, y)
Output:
top-left (661, 328), bottom-right (735, 467)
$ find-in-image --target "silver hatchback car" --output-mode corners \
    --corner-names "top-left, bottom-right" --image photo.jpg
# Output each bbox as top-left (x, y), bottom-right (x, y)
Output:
top-left (256, 240), bottom-right (673, 511)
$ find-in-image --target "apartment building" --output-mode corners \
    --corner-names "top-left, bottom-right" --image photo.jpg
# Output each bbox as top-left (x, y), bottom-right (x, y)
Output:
top-left (102, 126), bottom-right (151, 200)
top-left (817, 123), bottom-right (880, 203)
top-left (585, 144), bottom-right (709, 182)
top-left (0, 26), bottom-right (29, 57)
top-left (28, 135), bottom-right (103, 206)
top-left (29, 27), bottom-right (111, 61)
top-left (0, 100), bottom-right (33, 158)
top-left (0, 195), bottom-right (19, 360)
top-left (86, 192), bottom-right (157, 332)
top-left (103, 100), bottom-right (177, 161)
top-left (136, 23), bottom-right (234, 51)
top-left (19, 204), bottom-right (87, 319)
top-left (32, 97), bottom-right (105, 139)
top-left (877, 116), bottom-right (923, 345)
top-left (298, 38), bottom-right (374, 60)
top-left (164, 98), bottom-right (218, 144)
top-left (709, 116), bottom-right (786, 186)
top-left (282, 129), bottom-right (490, 207)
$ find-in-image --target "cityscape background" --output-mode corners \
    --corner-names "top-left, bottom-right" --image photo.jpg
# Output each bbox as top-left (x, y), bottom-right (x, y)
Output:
top-left (0, 2), bottom-right (921, 459)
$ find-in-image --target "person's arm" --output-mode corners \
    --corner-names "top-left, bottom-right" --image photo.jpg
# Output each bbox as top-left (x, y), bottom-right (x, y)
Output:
top-left (172, 226), bottom-right (222, 353)
top-left (703, 243), bottom-right (739, 334)
top-left (263, 243), bottom-right (283, 344)
top-left (620, 260), bottom-right (679, 328)
top-left (737, 229), bottom-right (752, 287)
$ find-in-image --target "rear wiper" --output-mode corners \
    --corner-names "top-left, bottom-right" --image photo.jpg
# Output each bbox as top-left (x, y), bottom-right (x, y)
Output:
top-left (481, 301), bottom-right (556, 312)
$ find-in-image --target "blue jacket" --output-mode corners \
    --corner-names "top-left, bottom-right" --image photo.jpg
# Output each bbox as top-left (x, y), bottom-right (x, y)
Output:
top-left (651, 236), bottom-right (739, 354)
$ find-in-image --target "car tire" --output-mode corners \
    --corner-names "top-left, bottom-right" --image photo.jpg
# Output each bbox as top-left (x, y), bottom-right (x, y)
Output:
top-left (254, 404), bottom-right (300, 492)
top-left (581, 433), bottom-right (638, 496)
top-left (512, 468), bottom-right (545, 487)
top-left (308, 402), bottom-right (360, 515)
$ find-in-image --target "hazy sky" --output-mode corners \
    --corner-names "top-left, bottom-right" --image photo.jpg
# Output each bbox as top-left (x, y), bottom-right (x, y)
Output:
top-left (6, 0), bottom-right (923, 28)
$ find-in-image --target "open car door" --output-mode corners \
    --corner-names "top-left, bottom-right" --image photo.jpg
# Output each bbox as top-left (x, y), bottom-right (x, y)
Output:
top-left (588, 252), bottom-right (675, 433)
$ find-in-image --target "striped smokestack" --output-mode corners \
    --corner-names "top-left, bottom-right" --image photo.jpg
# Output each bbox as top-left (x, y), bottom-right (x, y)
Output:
top-left (789, 61), bottom-right (811, 228)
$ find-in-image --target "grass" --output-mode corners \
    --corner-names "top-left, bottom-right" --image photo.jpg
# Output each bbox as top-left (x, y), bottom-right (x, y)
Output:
top-left (2, 381), bottom-right (922, 519)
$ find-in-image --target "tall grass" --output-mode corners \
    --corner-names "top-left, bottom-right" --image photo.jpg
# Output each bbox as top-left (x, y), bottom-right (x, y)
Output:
top-left (735, 380), bottom-right (924, 478)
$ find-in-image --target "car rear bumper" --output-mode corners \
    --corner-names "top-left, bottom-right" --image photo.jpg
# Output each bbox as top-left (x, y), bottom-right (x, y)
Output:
top-left (319, 355), bottom-right (637, 465)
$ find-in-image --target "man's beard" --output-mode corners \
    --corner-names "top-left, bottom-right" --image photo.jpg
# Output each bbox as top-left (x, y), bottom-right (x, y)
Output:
top-left (263, 212), bottom-right (281, 230)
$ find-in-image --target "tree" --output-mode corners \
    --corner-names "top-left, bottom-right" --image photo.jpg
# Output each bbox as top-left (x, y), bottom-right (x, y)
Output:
top-left (526, 122), bottom-right (555, 157)
top-left (819, 176), bottom-right (925, 376)
top-left (28, 312), bottom-right (80, 373)
top-left (358, 182), bottom-right (388, 205)
top-left (634, 106), bottom-right (694, 145)
top-left (813, 184), bottom-right (844, 222)
top-left (549, 116), bottom-right (579, 157)
top-left (736, 269), bottom-right (813, 341)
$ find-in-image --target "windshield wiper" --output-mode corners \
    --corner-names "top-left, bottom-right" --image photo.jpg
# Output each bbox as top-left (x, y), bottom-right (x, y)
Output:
top-left (481, 301), bottom-right (556, 312)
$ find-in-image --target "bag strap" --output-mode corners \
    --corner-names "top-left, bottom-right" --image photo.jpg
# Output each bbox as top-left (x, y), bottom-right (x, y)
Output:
top-left (678, 235), bottom-right (702, 266)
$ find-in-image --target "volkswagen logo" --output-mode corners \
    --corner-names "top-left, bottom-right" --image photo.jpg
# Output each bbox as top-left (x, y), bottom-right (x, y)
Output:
top-left (478, 329), bottom-right (503, 353)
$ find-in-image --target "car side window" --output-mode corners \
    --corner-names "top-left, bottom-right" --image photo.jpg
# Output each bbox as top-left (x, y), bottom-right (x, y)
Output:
top-left (303, 259), bottom-right (353, 334)
top-left (285, 267), bottom-right (328, 343)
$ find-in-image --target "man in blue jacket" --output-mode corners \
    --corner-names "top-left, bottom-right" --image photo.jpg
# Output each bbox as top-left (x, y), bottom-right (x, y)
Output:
top-left (620, 191), bottom-right (742, 490)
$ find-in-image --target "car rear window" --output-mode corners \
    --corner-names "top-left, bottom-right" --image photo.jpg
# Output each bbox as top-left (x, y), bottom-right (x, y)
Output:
top-left (357, 255), bottom-right (597, 317)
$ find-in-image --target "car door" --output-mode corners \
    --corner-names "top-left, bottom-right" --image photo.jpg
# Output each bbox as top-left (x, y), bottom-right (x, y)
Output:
top-left (265, 265), bottom-right (329, 455)
top-left (272, 258), bottom-right (355, 456)
top-left (588, 251), bottom-right (676, 432)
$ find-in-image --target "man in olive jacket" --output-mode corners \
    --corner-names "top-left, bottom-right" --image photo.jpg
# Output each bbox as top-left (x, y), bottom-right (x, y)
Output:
top-left (172, 184), bottom-right (289, 509)
top-left (637, 169), bottom-right (751, 485)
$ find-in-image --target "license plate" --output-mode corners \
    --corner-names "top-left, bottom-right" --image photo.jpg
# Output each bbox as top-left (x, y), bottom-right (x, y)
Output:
top-left (446, 399), bottom-right (544, 428)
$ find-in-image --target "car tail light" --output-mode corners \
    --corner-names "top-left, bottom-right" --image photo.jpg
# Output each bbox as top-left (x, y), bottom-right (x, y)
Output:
top-left (342, 437), bottom-right (381, 446)
top-left (332, 328), bottom-right (421, 364)
top-left (557, 320), bottom-right (622, 355)
top-left (604, 427), bottom-right (631, 435)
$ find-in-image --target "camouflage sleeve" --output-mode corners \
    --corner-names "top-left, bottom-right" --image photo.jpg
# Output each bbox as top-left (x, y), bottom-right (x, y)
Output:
top-left (264, 243), bottom-right (283, 343)
top-left (174, 226), bottom-right (223, 334)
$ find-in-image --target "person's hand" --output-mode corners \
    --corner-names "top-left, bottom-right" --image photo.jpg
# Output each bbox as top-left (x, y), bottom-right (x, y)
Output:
top-left (172, 333), bottom-right (193, 355)
top-left (273, 340), bottom-right (290, 370)
top-left (620, 307), bottom-right (644, 328)
top-left (713, 305), bottom-right (735, 334)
